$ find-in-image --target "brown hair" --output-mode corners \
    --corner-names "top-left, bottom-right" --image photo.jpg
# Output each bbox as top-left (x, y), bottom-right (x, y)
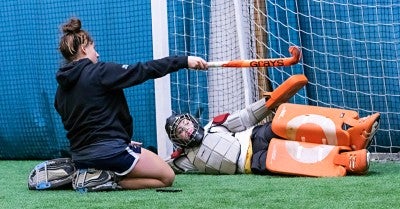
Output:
top-left (59, 18), bottom-right (93, 62)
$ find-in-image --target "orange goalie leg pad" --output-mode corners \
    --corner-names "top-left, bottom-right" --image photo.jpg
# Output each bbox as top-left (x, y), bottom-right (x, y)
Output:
top-left (266, 138), bottom-right (358, 177)
top-left (272, 103), bottom-right (357, 147)
top-left (263, 74), bottom-right (308, 110)
top-left (272, 103), bottom-right (380, 150)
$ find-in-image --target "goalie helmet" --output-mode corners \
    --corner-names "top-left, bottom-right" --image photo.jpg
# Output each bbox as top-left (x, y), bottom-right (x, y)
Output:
top-left (165, 113), bottom-right (204, 148)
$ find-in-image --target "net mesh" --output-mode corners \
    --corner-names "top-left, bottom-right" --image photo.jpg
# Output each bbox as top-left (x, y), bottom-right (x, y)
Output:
top-left (0, 0), bottom-right (398, 159)
top-left (167, 0), bottom-right (400, 153)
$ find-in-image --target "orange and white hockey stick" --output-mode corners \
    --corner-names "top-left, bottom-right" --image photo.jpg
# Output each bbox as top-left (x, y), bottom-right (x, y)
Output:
top-left (207, 46), bottom-right (302, 68)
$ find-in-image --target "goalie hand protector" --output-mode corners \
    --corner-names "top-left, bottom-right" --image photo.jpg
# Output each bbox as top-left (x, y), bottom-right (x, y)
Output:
top-left (28, 158), bottom-right (76, 190)
top-left (73, 168), bottom-right (121, 193)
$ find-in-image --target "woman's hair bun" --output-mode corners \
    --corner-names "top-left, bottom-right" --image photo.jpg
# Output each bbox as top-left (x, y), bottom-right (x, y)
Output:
top-left (62, 18), bottom-right (81, 34)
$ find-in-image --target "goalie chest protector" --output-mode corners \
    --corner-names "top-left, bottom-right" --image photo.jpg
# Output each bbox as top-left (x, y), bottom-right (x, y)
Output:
top-left (186, 132), bottom-right (241, 174)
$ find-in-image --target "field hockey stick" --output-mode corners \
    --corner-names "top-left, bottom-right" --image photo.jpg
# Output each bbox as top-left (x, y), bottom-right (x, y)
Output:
top-left (207, 46), bottom-right (301, 68)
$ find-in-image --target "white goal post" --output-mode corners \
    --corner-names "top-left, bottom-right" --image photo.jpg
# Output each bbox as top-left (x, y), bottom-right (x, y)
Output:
top-left (151, 0), bottom-right (174, 159)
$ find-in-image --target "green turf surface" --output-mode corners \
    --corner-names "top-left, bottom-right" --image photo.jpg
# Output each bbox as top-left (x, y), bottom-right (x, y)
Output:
top-left (1, 160), bottom-right (399, 209)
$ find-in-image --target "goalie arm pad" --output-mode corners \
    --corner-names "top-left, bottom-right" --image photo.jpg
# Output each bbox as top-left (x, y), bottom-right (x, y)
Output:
top-left (216, 98), bottom-right (269, 132)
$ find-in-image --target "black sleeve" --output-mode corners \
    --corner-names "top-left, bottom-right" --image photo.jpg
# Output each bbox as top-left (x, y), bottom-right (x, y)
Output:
top-left (98, 56), bottom-right (188, 89)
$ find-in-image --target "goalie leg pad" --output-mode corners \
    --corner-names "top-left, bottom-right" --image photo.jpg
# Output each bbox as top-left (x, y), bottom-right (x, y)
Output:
top-left (28, 158), bottom-right (76, 190)
top-left (266, 138), bottom-right (354, 177)
top-left (272, 103), bottom-right (360, 147)
top-left (272, 103), bottom-right (380, 150)
top-left (73, 168), bottom-right (121, 192)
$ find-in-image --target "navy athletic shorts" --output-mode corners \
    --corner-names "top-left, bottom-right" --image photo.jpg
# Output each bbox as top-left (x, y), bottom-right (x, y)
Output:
top-left (74, 145), bottom-right (141, 176)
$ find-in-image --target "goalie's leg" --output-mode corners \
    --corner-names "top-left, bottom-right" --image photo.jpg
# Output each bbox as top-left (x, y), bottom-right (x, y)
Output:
top-left (249, 123), bottom-right (279, 175)
top-left (265, 138), bottom-right (370, 177)
top-left (272, 103), bottom-right (380, 150)
top-left (219, 74), bottom-right (308, 132)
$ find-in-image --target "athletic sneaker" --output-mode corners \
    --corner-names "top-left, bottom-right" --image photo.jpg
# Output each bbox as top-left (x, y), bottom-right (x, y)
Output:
top-left (28, 158), bottom-right (76, 190)
top-left (73, 168), bottom-right (121, 192)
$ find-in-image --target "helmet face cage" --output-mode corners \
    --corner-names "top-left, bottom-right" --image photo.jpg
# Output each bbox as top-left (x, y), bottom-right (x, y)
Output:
top-left (166, 114), bottom-right (204, 148)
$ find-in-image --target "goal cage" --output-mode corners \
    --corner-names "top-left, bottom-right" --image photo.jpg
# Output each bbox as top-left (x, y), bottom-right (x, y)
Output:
top-left (162, 0), bottom-right (400, 157)
top-left (0, 0), bottom-right (398, 159)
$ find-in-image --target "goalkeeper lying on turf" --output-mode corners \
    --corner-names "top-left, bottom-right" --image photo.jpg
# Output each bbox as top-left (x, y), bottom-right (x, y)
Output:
top-left (165, 75), bottom-right (380, 177)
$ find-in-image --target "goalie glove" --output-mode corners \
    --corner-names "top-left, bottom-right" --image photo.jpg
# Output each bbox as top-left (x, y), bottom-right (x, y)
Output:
top-left (166, 154), bottom-right (198, 174)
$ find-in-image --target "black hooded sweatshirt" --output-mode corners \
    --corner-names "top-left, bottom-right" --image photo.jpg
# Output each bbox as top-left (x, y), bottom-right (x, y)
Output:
top-left (55, 56), bottom-right (188, 155)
